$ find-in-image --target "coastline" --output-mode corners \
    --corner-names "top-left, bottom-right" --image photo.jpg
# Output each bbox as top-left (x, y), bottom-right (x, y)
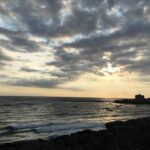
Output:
top-left (115, 98), bottom-right (150, 104)
top-left (1, 117), bottom-right (150, 150)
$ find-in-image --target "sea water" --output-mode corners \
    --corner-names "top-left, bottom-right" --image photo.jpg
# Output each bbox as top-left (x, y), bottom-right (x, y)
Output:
top-left (0, 96), bottom-right (150, 144)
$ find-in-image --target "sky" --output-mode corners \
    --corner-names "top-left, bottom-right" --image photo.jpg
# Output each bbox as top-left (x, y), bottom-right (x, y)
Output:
top-left (0, 0), bottom-right (150, 98)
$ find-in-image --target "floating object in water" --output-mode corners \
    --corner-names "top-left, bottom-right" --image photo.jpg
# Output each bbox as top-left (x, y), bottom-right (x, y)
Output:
top-left (72, 105), bottom-right (78, 108)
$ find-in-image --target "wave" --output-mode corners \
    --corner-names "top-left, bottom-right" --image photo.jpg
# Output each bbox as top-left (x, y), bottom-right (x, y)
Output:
top-left (5, 122), bottom-right (52, 131)
top-left (4, 121), bottom-right (105, 137)
top-left (32, 122), bottom-right (106, 133)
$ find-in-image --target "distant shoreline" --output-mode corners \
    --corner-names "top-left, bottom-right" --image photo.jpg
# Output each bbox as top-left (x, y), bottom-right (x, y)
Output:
top-left (1, 117), bottom-right (150, 150)
top-left (0, 96), bottom-right (104, 103)
top-left (115, 98), bottom-right (150, 105)
top-left (0, 95), bottom-right (128, 100)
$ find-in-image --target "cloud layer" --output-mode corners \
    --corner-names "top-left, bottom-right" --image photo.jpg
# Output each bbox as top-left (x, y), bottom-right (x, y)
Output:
top-left (0, 0), bottom-right (150, 89)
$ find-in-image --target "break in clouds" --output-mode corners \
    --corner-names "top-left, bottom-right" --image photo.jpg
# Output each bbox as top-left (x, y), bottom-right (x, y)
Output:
top-left (0, 0), bottom-right (150, 89)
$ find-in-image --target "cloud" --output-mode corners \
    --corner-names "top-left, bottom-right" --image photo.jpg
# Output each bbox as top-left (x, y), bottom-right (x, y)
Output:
top-left (13, 79), bottom-right (60, 88)
top-left (61, 20), bottom-right (150, 76)
top-left (0, 50), bottom-right (13, 69)
top-left (0, 0), bottom-right (150, 88)
top-left (20, 67), bottom-right (39, 73)
top-left (0, 50), bottom-right (12, 61)
top-left (11, 37), bottom-right (40, 52)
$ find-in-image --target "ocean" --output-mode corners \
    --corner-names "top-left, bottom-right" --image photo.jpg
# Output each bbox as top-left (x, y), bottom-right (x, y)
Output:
top-left (0, 96), bottom-right (150, 144)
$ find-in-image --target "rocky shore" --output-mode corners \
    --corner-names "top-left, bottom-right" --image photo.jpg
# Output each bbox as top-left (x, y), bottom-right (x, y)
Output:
top-left (115, 94), bottom-right (150, 105)
top-left (1, 117), bottom-right (150, 150)
top-left (115, 99), bottom-right (150, 104)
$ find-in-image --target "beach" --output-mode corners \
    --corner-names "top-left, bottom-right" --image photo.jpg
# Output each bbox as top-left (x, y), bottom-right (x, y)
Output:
top-left (0, 117), bottom-right (150, 150)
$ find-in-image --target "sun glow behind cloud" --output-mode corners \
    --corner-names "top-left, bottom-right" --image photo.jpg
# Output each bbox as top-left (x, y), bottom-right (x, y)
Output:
top-left (101, 63), bottom-right (120, 76)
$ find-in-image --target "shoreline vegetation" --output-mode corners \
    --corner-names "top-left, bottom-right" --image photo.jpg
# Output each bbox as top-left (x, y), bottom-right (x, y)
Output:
top-left (1, 117), bottom-right (150, 150)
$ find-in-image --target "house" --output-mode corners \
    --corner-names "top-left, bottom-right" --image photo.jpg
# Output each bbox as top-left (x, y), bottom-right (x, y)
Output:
top-left (135, 94), bottom-right (145, 101)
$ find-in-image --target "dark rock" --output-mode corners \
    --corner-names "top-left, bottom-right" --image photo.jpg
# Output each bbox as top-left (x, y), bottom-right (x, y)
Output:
top-left (115, 99), bottom-right (150, 105)
top-left (115, 94), bottom-right (150, 105)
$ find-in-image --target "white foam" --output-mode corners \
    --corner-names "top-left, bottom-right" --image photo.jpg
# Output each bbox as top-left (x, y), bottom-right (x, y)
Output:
top-left (6, 123), bottom-right (52, 131)
top-left (32, 122), bottom-right (106, 133)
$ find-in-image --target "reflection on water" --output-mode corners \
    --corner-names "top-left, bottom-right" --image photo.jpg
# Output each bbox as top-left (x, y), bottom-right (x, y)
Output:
top-left (0, 96), bottom-right (150, 144)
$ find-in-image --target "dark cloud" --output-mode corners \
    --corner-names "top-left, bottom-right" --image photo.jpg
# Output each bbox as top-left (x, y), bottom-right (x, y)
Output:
top-left (13, 79), bottom-right (60, 88)
top-left (58, 6), bottom-right (98, 36)
top-left (0, 38), bottom-right (40, 52)
top-left (125, 58), bottom-right (150, 75)
top-left (0, 0), bottom-right (150, 88)
top-left (61, 20), bottom-right (150, 77)
top-left (0, 51), bottom-right (12, 69)
top-left (46, 0), bottom-right (62, 16)
top-left (0, 62), bottom-right (5, 69)
top-left (20, 67), bottom-right (39, 73)
top-left (47, 48), bottom-right (106, 84)
top-left (11, 37), bottom-right (40, 52)
top-left (0, 51), bottom-right (12, 61)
